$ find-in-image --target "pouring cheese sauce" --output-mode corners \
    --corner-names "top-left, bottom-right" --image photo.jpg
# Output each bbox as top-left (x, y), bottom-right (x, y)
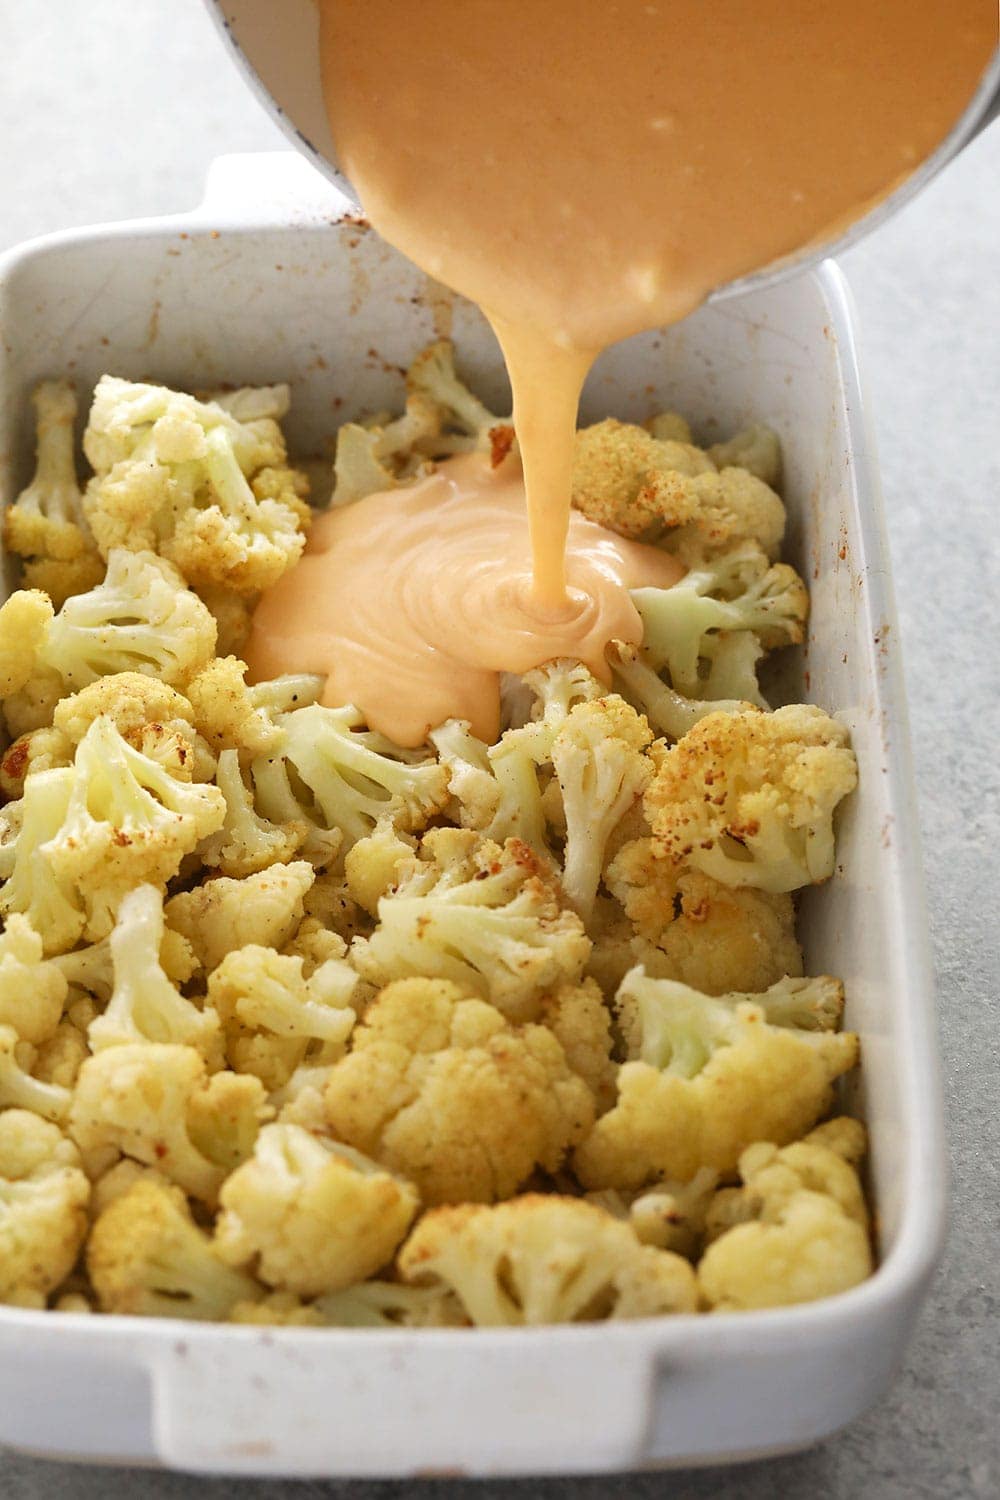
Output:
top-left (246, 0), bottom-right (995, 741)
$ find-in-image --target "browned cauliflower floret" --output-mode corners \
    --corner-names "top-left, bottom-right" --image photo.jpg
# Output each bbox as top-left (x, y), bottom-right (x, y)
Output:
top-left (575, 967), bottom-right (858, 1190)
top-left (69, 1044), bottom-right (270, 1204)
top-left (572, 418), bottom-right (785, 561)
top-left (0, 725), bottom-right (72, 801)
top-left (4, 382), bottom-right (91, 565)
top-left (324, 978), bottom-right (595, 1205)
top-left (165, 860), bottom-right (315, 974)
top-left (214, 1124), bottom-right (418, 1296)
top-left (350, 829), bottom-right (591, 1024)
top-left (398, 1195), bottom-right (697, 1325)
top-left (185, 656), bottom-right (290, 758)
top-left (606, 839), bottom-right (802, 995)
top-left (645, 705), bottom-right (857, 893)
top-left (52, 673), bottom-right (199, 751)
top-left (82, 376), bottom-right (309, 596)
top-left (88, 1177), bottom-right (260, 1320)
top-left (698, 1121), bottom-right (872, 1309)
top-left (0, 1110), bottom-right (90, 1307)
top-left (539, 979), bottom-right (616, 1115)
top-left (21, 551), bottom-right (106, 611)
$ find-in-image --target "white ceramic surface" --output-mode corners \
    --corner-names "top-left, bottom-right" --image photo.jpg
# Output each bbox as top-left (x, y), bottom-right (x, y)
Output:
top-left (0, 153), bottom-right (945, 1478)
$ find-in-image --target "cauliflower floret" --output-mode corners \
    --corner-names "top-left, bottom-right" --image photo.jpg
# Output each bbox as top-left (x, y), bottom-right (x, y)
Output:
top-left (588, 1169), bottom-right (720, 1259)
top-left (549, 696), bottom-right (653, 919)
top-left (200, 748), bottom-right (308, 876)
top-left (539, 979), bottom-right (616, 1115)
top-left (195, 584), bottom-right (254, 657)
top-left (343, 819), bottom-right (417, 915)
top-left (0, 1111), bottom-right (90, 1307)
top-left (87, 884), bottom-right (222, 1061)
top-left (199, 383), bottom-right (291, 423)
top-left (21, 552), bottom-right (107, 611)
top-left (698, 1126), bottom-right (872, 1309)
top-left (69, 1044), bottom-right (269, 1203)
top-left (165, 860), bottom-right (315, 974)
top-left (708, 423), bottom-right (782, 488)
top-left (214, 1124), bottom-right (418, 1296)
top-left (53, 672), bottom-right (197, 748)
top-left (398, 1195), bottom-right (697, 1325)
top-left (255, 702), bottom-right (449, 859)
top-left (572, 417), bottom-right (785, 562)
top-left (229, 1282), bottom-right (464, 1328)
top-left (88, 1177), bottom-right (260, 1320)
top-left (0, 1026), bottom-right (73, 1120)
top-left (350, 829), bottom-right (591, 1023)
top-left (324, 977), bottom-right (595, 1204)
top-left (609, 639), bottom-right (755, 742)
top-left (39, 716), bottom-right (225, 940)
top-left (38, 548), bottom-right (217, 690)
top-left (644, 411), bottom-right (693, 445)
top-left (606, 839), bottom-right (802, 995)
top-left (185, 656), bottom-right (292, 757)
top-left (0, 724), bottom-right (73, 801)
top-left (645, 705), bottom-right (858, 892)
top-left (4, 381), bottom-right (90, 563)
top-left (330, 391), bottom-right (446, 507)
top-left (82, 376), bottom-right (308, 595)
top-left (405, 339), bottom-right (514, 465)
top-left (0, 767), bottom-right (86, 954)
top-left (208, 944), bottom-right (358, 1090)
top-left (0, 589), bottom-right (54, 698)
top-left (632, 544), bottom-right (808, 699)
top-left (574, 967), bottom-right (858, 1190)
top-left (0, 913), bottom-right (69, 1045)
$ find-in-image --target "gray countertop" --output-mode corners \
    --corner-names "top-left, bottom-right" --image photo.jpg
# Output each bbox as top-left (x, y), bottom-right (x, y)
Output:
top-left (0, 3), bottom-right (997, 1496)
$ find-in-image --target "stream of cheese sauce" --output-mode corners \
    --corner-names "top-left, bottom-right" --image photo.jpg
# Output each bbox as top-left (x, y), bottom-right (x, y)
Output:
top-left (246, 0), bottom-right (996, 742)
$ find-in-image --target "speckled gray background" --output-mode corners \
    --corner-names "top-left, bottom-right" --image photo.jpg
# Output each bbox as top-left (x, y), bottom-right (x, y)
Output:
top-left (0, 2), bottom-right (996, 1496)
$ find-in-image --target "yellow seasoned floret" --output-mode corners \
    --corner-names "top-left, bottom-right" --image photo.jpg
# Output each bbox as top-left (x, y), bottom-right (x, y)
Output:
top-left (52, 673), bottom-right (198, 749)
top-left (0, 1111), bottom-right (90, 1308)
top-left (214, 1124), bottom-right (419, 1296)
top-left (0, 1024), bottom-right (73, 1121)
top-left (0, 725), bottom-right (72, 801)
top-left (606, 839), bottom-right (802, 995)
top-left (572, 417), bottom-right (786, 561)
top-left (0, 589), bottom-right (53, 698)
top-left (588, 1169), bottom-right (721, 1260)
top-left (4, 381), bottom-right (90, 564)
top-left (200, 748), bottom-right (309, 877)
top-left (539, 979), bottom-right (617, 1115)
top-left (86, 884), bottom-right (222, 1062)
top-left (69, 1043), bottom-right (270, 1203)
top-left (398, 1195), bottom-right (697, 1325)
top-left (229, 1283), bottom-right (465, 1328)
top-left (82, 376), bottom-right (309, 596)
top-left (21, 551), bottom-right (106, 612)
top-left (88, 1177), bottom-right (260, 1320)
top-left (38, 715), bottom-right (225, 941)
top-left (574, 967), bottom-right (858, 1190)
top-left (549, 696), bottom-right (654, 920)
top-left (324, 978), bottom-right (595, 1205)
top-left (645, 705), bottom-right (858, 893)
top-left (165, 860), bottom-right (315, 974)
top-left (698, 1122), bottom-right (872, 1310)
top-left (185, 656), bottom-right (291, 758)
top-left (207, 943), bottom-right (358, 1090)
top-left (0, 767), bottom-right (86, 954)
top-left (350, 828), bottom-right (591, 1024)
top-left (0, 913), bottom-right (69, 1045)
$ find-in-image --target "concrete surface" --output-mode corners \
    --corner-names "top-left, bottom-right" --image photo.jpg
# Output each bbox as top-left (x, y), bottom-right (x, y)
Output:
top-left (0, 2), bottom-right (996, 1496)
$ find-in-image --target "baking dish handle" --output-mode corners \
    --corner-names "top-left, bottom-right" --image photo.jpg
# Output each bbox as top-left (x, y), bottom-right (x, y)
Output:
top-left (151, 1333), bottom-right (657, 1476)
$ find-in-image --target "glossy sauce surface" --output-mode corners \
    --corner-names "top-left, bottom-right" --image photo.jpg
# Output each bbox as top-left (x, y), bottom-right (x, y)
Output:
top-left (251, 0), bottom-right (995, 736)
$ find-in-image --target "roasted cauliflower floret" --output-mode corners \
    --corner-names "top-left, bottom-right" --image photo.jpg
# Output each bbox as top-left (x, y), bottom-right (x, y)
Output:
top-left (52, 672), bottom-right (197, 747)
top-left (38, 715), bottom-right (225, 940)
top-left (549, 695), bottom-right (653, 919)
top-left (254, 702), bottom-right (449, 859)
top-left (645, 705), bottom-right (858, 892)
top-left (574, 967), bottom-right (858, 1190)
top-left (698, 1124), bottom-right (872, 1309)
top-left (185, 655), bottom-right (291, 758)
top-left (82, 376), bottom-right (308, 595)
top-left (214, 1124), bottom-right (418, 1296)
top-left (399, 1195), bottom-right (697, 1325)
top-left (540, 979), bottom-right (616, 1115)
top-left (350, 829), bottom-right (591, 1023)
top-left (200, 748), bottom-right (308, 877)
top-left (324, 978), bottom-right (595, 1204)
top-left (37, 548), bottom-right (217, 690)
top-left (606, 839), bottom-right (802, 995)
top-left (0, 589), bottom-right (54, 698)
top-left (405, 339), bottom-right (514, 465)
top-left (708, 423), bottom-right (782, 488)
top-left (88, 1177), bottom-right (259, 1320)
top-left (69, 1044), bottom-right (269, 1203)
top-left (4, 381), bottom-right (91, 564)
top-left (0, 767), bottom-right (86, 954)
top-left (0, 1111), bottom-right (90, 1307)
top-left (0, 1024), bottom-right (73, 1120)
top-left (0, 913), bottom-right (69, 1045)
top-left (87, 884), bottom-right (222, 1061)
top-left (165, 860), bottom-right (315, 974)
top-left (207, 944), bottom-right (358, 1090)
top-left (573, 417), bottom-right (785, 561)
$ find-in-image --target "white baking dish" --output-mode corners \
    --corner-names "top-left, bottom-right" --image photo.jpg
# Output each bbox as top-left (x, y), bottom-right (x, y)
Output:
top-left (0, 153), bottom-right (944, 1477)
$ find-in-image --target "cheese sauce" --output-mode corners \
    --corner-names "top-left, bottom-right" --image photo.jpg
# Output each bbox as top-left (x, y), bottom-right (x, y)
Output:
top-left (247, 0), bottom-right (995, 738)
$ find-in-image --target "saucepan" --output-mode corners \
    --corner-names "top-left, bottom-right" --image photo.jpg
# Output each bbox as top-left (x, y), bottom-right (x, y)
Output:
top-left (204, 0), bottom-right (1000, 302)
